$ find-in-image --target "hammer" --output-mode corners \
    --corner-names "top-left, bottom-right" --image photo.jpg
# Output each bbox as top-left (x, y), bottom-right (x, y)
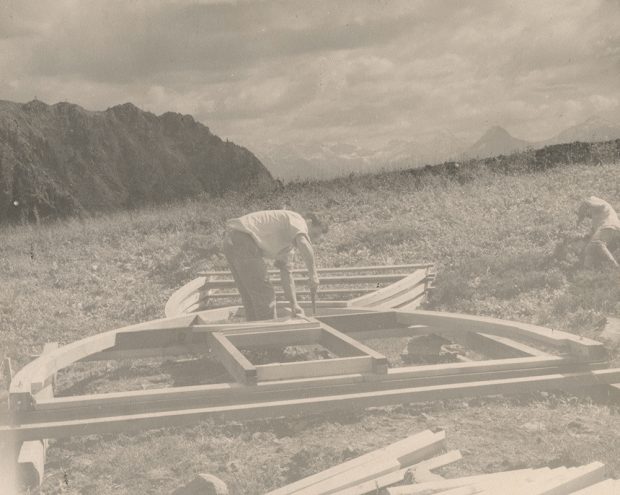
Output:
top-left (310, 286), bottom-right (317, 315)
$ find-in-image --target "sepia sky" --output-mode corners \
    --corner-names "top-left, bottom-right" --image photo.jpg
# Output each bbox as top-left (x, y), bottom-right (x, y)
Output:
top-left (1, 0), bottom-right (619, 148)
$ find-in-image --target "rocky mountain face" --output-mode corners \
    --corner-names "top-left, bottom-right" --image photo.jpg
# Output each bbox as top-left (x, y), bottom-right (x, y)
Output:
top-left (0, 100), bottom-right (273, 222)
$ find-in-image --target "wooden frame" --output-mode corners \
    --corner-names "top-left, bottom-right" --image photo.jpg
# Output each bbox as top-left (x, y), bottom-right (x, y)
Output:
top-left (3, 261), bottom-right (614, 488)
top-left (4, 308), bottom-right (610, 436)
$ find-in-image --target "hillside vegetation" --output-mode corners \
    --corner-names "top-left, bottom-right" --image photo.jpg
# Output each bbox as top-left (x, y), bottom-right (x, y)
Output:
top-left (0, 153), bottom-right (619, 494)
top-left (0, 100), bottom-right (273, 223)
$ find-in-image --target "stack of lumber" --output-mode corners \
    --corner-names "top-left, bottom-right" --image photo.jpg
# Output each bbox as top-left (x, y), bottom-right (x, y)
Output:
top-left (265, 430), bottom-right (454, 495)
top-left (268, 430), bottom-right (618, 495)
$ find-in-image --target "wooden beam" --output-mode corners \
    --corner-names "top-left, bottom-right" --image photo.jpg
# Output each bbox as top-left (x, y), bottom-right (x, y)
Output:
top-left (226, 328), bottom-right (323, 348)
top-left (371, 278), bottom-right (427, 310)
top-left (206, 287), bottom-right (377, 299)
top-left (390, 284), bottom-right (427, 311)
top-left (5, 369), bottom-right (620, 442)
top-left (199, 264), bottom-right (434, 277)
top-left (318, 311), bottom-right (400, 333)
top-left (198, 274), bottom-right (410, 290)
top-left (385, 468), bottom-right (552, 494)
top-left (331, 450), bottom-right (463, 495)
top-left (466, 333), bottom-right (550, 359)
top-left (345, 324), bottom-right (429, 340)
top-left (165, 277), bottom-right (209, 317)
top-left (320, 324), bottom-right (388, 373)
top-left (491, 462), bottom-right (606, 495)
top-left (193, 319), bottom-right (320, 335)
top-left (395, 310), bottom-right (607, 362)
top-left (256, 356), bottom-right (374, 381)
top-left (16, 343), bottom-right (57, 488)
top-left (265, 430), bottom-right (445, 495)
top-left (81, 344), bottom-right (209, 362)
top-left (26, 361), bottom-right (580, 423)
top-left (348, 270), bottom-right (428, 308)
top-left (571, 479), bottom-right (618, 494)
top-left (207, 332), bottom-right (257, 385)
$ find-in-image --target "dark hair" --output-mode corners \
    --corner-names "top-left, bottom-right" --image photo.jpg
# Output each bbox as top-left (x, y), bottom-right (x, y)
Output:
top-left (305, 211), bottom-right (329, 233)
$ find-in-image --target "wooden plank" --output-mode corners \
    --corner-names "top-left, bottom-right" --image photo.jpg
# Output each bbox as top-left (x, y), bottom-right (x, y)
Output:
top-left (318, 311), bottom-right (400, 333)
top-left (346, 325), bottom-right (429, 340)
top-left (373, 279), bottom-right (427, 310)
top-left (266, 430), bottom-right (444, 495)
top-left (300, 457), bottom-right (403, 495)
top-left (349, 270), bottom-right (428, 308)
top-left (467, 333), bottom-right (550, 359)
top-left (5, 369), bottom-right (620, 442)
top-left (226, 328), bottom-right (323, 348)
top-left (16, 343), bottom-right (57, 488)
top-left (17, 440), bottom-right (46, 487)
top-left (385, 468), bottom-right (550, 494)
top-left (331, 450), bottom-right (462, 495)
top-left (207, 288), bottom-right (376, 299)
top-left (391, 284), bottom-right (427, 311)
top-left (492, 462), bottom-right (606, 495)
top-left (256, 356), bottom-right (374, 381)
top-left (9, 330), bottom-right (117, 407)
top-left (201, 274), bottom-right (410, 290)
top-left (195, 305), bottom-right (244, 323)
top-left (320, 324), bottom-right (388, 373)
top-left (165, 277), bottom-right (208, 317)
top-left (194, 319), bottom-right (320, 335)
top-left (81, 344), bottom-right (209, 362)
top-left (207, 332), bottom-right (257, 385)
top-left (570, 478), bottom-right (617, 494)
top-left (388, 355), bottom-right (566, 380)
top-left (395, 311), bottom-right (607, 361)
top-left (27, 362), bottom-right (578, 423)
top-left (199, 264), bottom-right (434, 277)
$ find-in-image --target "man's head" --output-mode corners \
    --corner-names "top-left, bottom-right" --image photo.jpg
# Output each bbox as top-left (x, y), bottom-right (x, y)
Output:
top-left (576, 196), bottom-right (598, 225)
top-left (304, 212), bottom-right (329, 242)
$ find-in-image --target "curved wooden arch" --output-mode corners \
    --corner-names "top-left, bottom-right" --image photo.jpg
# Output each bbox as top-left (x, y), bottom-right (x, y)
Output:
top-left (165, 263), bottom-right (436, 318)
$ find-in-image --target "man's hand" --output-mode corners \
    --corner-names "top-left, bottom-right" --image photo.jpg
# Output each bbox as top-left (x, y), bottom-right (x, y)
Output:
top-left (308, 272), bottom-right (320, 292)
top-left (292, 304), bottom-right (305, 317)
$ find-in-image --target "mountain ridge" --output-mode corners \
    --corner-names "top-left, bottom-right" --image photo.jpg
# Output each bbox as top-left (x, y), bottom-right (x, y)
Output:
top-left (257, 117), bottom-right (620, 180)
top-left (0, 99), bottom-right (273, 222)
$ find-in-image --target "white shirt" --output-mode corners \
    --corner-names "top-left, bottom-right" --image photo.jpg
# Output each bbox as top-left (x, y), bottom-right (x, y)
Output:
top-left (579, 196), bottom-right (620, 233)
top-left (227, 210), bottom-right (309, 260)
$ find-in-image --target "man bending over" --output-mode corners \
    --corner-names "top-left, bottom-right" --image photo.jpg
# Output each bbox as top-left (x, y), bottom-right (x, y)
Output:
top-left (576, 196), bottom-right (620, 269)
top-left (223, 210), bottom-right (328, 321)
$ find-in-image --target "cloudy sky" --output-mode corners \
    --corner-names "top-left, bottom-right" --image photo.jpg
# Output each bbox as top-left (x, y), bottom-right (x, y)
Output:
top-left (1, 0), bottom-right (619, 149)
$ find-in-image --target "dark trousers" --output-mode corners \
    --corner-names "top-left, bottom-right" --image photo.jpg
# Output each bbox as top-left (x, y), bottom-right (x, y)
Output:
top-left (223, 230), bottom-right (276, 321)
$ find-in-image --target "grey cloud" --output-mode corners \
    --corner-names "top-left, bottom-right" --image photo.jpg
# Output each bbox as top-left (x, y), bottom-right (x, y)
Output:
top-left (25, 1), bottom-right (429, 83)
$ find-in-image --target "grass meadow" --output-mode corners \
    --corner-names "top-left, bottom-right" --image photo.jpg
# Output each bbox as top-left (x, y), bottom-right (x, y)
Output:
top-left (1, 160), bottom-right (619, 493)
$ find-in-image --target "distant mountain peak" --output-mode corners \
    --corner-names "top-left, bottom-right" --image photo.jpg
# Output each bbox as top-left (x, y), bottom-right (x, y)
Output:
top-left (465, 126), bottom-right (530, 159)
top-left (548, 115), bottom-right (620, 145)
top-left (485, 125), bottom-right (510, 134)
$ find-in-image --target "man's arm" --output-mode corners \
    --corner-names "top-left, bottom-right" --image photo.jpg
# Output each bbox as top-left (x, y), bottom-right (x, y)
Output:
top-left (295, 235), bottom-right (319, 290)
top-left (275, 256), bottom-right (303, 316)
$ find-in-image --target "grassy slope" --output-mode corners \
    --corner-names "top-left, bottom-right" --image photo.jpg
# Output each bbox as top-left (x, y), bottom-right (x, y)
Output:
top-left (1, 162), bottom-right (619, 493)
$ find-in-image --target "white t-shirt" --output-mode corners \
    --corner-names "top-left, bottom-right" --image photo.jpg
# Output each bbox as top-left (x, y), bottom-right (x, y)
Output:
top-left (579, 196), bottom-right (620, 232)
top-left (227, 210), bottom-right (309, 260)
